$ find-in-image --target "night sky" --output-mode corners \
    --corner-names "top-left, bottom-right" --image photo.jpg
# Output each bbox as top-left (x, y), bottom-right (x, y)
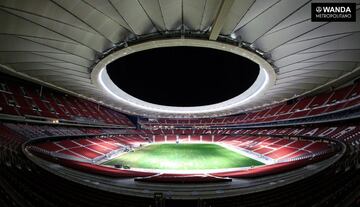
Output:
top-left (107, 46), bottom-right (259, 107)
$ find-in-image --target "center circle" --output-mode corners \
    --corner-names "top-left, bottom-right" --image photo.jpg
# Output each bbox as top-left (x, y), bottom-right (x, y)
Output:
top-left (106, 46), bottom-right (260, 107)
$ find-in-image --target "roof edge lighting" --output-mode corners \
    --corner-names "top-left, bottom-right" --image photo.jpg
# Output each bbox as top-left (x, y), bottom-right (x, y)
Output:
top-left (91, 38), bottom-right (276, 118)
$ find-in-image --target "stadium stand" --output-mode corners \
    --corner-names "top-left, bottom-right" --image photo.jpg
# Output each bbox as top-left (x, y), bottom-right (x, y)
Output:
top-left (2, 0), bottom-right (360, 206)
top-left (139, 81), bottom-right (360, 128)
top-left (132, 122), bottom-right (360, 148)
top-left (30, 135), bottom-right (147, 161)
top-left (1, 118), bottom-right (359, 207)
top-left (29, 134), bottom-right (335, 164)
top-left (0, 69), bottom-right (359, 207)
top-left (1, 122), bottom-right (127, 140)
top-left (0, 73), bottom-right (134, 127)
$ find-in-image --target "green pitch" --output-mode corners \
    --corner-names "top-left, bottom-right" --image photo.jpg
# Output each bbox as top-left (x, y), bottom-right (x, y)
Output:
top-left (102, 143), bottom-right (264, 170)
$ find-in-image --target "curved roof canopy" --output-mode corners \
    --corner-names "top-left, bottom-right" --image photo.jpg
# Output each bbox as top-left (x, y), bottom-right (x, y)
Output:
top-left (0, 0), bottom-right (359, 118)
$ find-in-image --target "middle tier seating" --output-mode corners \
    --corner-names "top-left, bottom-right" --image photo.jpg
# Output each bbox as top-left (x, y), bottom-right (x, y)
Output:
top-left (134, 123), bottom-right (360, 147)
top-left (3, 123), bottom-right (126, 139)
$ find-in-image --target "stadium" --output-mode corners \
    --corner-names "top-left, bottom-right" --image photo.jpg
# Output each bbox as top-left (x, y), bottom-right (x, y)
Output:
top-left (0, 0), bottom-right (359, 207)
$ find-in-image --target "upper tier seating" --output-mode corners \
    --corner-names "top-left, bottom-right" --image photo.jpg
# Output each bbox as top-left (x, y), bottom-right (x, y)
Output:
top-left (0, 74), bottom-right (133, 127)
top-left (140, 81), bottom-right (360, 127)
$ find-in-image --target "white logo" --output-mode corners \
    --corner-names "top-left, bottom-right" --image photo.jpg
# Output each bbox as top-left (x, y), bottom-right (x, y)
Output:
top-left (322, 6), bottom-right (351, 13)
top-left (316, 7), bottom-right (322, 13)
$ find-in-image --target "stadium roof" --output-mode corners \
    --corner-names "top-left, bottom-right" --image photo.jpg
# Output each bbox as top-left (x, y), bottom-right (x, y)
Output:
top-left (0, 0), bottom-right (359, 118)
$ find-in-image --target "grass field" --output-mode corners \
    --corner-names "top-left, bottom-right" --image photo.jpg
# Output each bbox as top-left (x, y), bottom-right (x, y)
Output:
top-left (102, 143), bottom-right (264, 170)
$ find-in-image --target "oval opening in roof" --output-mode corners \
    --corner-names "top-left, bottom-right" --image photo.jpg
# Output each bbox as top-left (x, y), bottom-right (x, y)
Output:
top-left (106, 46), bottom-right (260, 107)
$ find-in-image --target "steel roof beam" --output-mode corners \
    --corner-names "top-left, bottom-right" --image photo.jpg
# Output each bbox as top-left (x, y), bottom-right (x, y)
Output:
top-left (209, 0), bottom-right (234, 40)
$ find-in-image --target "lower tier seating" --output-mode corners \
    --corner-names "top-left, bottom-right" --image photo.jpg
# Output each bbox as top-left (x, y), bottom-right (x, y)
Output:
top-left (31, 135), bottom-right (148, 162)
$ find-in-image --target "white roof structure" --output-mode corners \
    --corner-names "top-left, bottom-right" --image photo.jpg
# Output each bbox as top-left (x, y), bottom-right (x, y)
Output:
top-left (0, 0), bottom-right (359, 118)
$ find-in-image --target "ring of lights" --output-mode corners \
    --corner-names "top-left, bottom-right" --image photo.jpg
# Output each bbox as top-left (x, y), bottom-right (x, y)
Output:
top-left (91, 39), bottom-right (276, 118)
